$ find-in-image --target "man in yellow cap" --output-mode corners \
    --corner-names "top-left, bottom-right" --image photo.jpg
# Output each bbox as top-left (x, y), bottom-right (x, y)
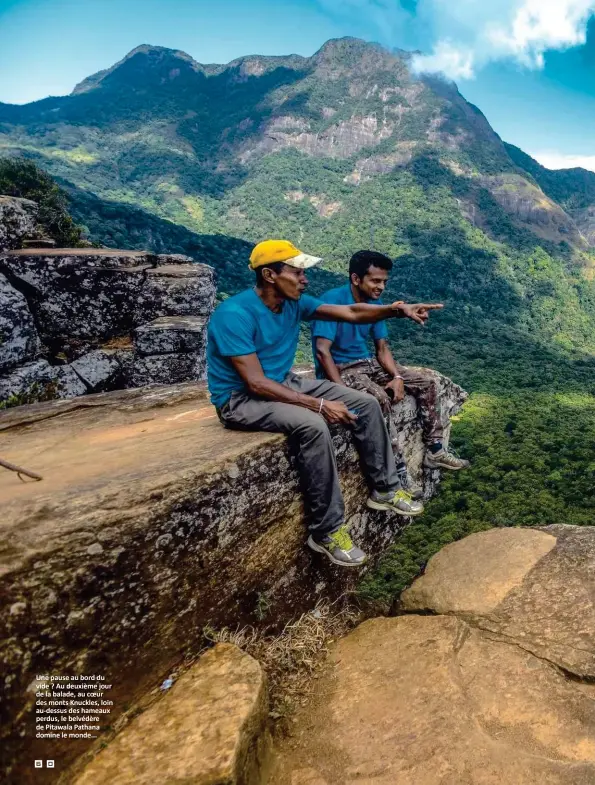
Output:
top-left (207, 239), bottom-right (443, 568)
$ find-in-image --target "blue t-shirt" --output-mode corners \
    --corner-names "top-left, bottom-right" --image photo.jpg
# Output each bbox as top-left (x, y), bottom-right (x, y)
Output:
top-left (207, 289), bottom-right (323, 407)
top-left (310, 283), bottom-right (388, 377)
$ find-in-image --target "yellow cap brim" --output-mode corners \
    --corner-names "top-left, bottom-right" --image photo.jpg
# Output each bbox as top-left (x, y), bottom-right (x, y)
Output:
top-left (283, 253), bottom-right (322, 269)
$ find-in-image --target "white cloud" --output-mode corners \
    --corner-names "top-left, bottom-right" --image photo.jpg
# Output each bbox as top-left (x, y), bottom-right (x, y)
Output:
top-left (412, 0), bottom-right (595, 79)
top-left (319, 0), bottom-right (595, 80)
top-left (410, 40), bottom-right (474, 79)
top-left (531, 151), bottom-right (595, 172)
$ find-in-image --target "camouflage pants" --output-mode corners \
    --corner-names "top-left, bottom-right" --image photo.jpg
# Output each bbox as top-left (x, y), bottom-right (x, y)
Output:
top-left (339, 358), bottom-right (445, 479)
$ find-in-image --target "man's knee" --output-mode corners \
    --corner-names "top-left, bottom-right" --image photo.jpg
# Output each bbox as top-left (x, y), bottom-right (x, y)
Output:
top-left (292, 410), bottom-right (331, 441)
top-left (350, 389), bottom-right (383, 414)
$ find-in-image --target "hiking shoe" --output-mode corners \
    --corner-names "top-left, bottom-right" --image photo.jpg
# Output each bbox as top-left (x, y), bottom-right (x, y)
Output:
top-left (307, 525), bottom-right (367, 568)
top-left (396, 466), bottom-right (424, 501)
top-left (366, 489), bottom-right (424, 516)
top-left (424, 448), bottom-right (470, 471)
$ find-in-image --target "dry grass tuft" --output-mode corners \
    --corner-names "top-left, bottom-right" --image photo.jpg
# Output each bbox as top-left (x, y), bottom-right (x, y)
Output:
top-left (100, 335), bottom-right (133, 350)
top-left (203, 597), bottom-right (360, 725)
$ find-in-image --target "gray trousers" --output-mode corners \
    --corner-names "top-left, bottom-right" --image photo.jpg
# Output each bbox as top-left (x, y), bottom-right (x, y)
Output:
top-left (217, 373), bottom-right (400, 537)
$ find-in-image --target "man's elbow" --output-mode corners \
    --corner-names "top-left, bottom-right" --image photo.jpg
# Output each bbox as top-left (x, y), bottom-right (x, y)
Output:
top-left (315, 347), bottom-right (328, 364)
top-left (315, 345), bottom-right (333, 367)
top-left (244, 376), bottom-right (268, 397)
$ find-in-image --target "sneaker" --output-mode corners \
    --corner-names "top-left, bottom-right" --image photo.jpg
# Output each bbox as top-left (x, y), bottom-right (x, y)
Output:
top-left (307, 525), bottom-right (367, 568)
top-left (424, 447), bottom-right (470, 471)
top-left (366, 489), bottom-right (424, 516)
top-left (396, 466), bottom-right (424, 501)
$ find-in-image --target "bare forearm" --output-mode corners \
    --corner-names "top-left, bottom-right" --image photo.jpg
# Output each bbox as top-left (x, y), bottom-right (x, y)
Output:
top-left (377, 346), bottom-right (400, 378)
top-left (316, 349), bottom-right (343, 384)
top-left (246, 376), bottom-right (320, 411)
top-left (349, 302), bottom-right (404, 324)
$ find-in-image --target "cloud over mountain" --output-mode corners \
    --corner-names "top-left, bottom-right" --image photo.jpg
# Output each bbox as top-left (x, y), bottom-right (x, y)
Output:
top-left (319, 0), bottom-right (595, 79)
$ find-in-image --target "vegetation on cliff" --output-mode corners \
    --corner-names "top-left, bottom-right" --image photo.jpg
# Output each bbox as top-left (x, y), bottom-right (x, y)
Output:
top-left (0, 158), bottom-right (86, 246)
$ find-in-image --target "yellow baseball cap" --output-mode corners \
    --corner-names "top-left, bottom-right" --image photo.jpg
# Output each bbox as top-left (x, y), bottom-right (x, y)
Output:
top-left (249, 239), bottom-right (322, 270)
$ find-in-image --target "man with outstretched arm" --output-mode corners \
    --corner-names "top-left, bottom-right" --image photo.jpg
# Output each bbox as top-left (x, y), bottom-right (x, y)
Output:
top-left (207, 239), bottom-right (442, 568)
top-left (311, 250), bottom-right (469, 499)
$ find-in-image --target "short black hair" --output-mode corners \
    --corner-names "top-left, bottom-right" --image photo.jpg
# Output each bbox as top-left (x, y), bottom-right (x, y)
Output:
top-left (254, 261), bottom-right (286, 286)
top-left (349, 250), bottom-right (393, 279)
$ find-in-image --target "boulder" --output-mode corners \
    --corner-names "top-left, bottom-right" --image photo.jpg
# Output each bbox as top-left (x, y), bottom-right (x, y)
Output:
top-left (73, 644), bottom-right (268, 785)
top-left (401, 525), bottom-right (595, 679)
top-left (0, 251), bottom-right (216, 397)
top-left (268, 615), bottom-right (595, 785)
top-left (134, 263), bottom-right (216, 323)
top-left (70, 349), bottom-right (122, 392)
top-left (56, 364), bottom-right (89, 398)
top-left (0, 372), bottom-right (466, 781)
top-left (0, 249), bottom-right (154, 344)
top-left (128, 352), bottom-right (205, 386)
top-left (0, 196), bottom-right (38, 252)
top-left (400, 527), bottom-right (557, 616)
top-left (269, 526), bottom-right (595, 785)
top-left (0, 273), bottom-right (39, 373)
top-left (0, 359), bottom-right (88, 405)
top-left (0, 360), bottom-right (56, 404)
top-left (134, 315), bottom-right (208, 356)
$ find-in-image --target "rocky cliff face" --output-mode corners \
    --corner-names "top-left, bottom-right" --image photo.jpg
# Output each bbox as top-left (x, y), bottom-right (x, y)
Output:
top-left (0, 241), bottom-right (216, 405)
top-left (0, 374), bottom-right (466, 783)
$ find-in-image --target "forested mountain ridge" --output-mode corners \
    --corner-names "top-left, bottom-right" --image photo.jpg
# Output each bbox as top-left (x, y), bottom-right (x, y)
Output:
top-left (0, 37), bottom-right (590, 254)
top-left (504, 142), bottom-right (595, 247)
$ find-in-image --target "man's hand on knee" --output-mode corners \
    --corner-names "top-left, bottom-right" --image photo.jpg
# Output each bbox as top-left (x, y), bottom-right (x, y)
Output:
top-left (384, 377), bottom-right (405, 404)
top-left (320, 399), bottom-right (359, 426)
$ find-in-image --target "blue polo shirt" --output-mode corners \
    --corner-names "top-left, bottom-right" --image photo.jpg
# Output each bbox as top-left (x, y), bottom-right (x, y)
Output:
top-left (207, 289), bottom-right (323, 407)
top-left (310, 283), bottom-right (388, 377)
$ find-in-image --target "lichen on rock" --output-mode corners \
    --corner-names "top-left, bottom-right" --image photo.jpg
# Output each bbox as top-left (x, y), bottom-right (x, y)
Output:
top-left (0, 196), bottom-right (38, 252)
top-left (0, 245), bottom-right (216, 405)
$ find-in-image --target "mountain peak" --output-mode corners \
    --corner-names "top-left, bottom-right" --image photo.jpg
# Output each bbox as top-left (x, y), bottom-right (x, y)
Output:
top-left (71, 44), bottom-right (201, 95)
top-left (313, 37), bottom-right (382, 60)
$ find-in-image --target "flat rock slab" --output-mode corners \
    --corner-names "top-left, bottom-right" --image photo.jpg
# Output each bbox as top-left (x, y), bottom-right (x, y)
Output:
top-left (0, 383), bottom-right (263, 557)
top-left (269, 614), bottom-right (595, 785)
top-left (0, 375), bottom-right (465, 783)
top-left (74, 644), bottom-right (267, 785)
top-left (401, 525), bottom-right (595, 678)
top-left (400, 527), bottom-right (558, 615)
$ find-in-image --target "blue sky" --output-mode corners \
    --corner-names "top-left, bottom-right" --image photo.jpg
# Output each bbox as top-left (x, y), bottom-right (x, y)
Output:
top-left (1, 0), bottom-right (595, 169)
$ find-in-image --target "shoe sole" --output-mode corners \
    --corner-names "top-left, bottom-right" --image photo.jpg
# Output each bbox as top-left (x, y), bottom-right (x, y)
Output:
top-left (307, 536), bottom-right (367, 567)
top-left (424, 460), bottom-right (468, 471)
top-left (366, 499), bottom-right (424, 516)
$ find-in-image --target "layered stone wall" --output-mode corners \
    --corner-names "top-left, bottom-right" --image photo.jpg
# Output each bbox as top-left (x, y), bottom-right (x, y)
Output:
top-left (0, 244), bottom-right (216, 405)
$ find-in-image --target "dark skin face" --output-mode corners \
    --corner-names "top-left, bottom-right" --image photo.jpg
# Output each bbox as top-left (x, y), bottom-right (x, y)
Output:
top-left (256, 263), bottom-right (307, 311)
top-left (350, 264), bottom-right (389, 302)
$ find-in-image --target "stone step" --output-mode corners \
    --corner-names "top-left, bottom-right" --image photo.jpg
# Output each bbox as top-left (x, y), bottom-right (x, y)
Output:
top-left (134, 315), bottom-right (208, 356)
top-left (73, 644), bottom-right (268, 785)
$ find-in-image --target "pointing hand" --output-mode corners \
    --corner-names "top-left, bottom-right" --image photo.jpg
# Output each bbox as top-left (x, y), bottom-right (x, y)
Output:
top-left (397, 302), bottom-right (444, 325)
